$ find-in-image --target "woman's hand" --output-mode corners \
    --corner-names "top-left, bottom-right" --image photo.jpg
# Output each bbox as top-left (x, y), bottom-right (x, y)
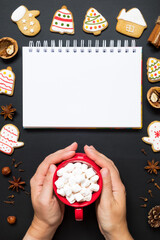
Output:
top-left (23, 142), bottom-right (78, 240)
top-left (84, 145), bottom-right (133, 240)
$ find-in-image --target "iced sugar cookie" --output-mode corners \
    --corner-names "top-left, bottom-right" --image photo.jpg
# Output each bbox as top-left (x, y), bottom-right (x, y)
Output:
top-left (0, 67), bottom-right (15, 96)
top-left (0, 124), bottom-right (24, 155)
top-left (116, 8), bottom-right (147, 38)
top-left (142, 121), bottom-right (160, 152)
top-left (147, 58), bottom-right (160, 83)
top-left (11, 5), bottom-right (41, 36)
top-left (83, 8), bottom-right (108, 35)
top-left (50, 5), bottom-right (74, 34)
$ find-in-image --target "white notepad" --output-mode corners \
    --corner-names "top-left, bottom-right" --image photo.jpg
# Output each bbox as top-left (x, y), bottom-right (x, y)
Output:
top-left (22, 40), bottom-right (142, 129)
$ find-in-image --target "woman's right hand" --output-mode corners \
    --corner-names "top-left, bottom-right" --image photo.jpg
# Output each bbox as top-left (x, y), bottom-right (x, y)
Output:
top-left (84, 145), bottom-right (133, 240)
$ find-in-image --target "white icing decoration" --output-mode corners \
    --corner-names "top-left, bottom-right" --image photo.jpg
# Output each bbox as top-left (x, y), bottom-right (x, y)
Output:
top-left (29, 13), bottom-right (33, 17)
top-left (0, 124), bottom-right (24, 155)
top-left (143, 122), bottom-right (160, 151)
top-left (22, 19), bottom-right (26, 23)
top-left (51, 7), bottom-right (74, 33)
top-left (24, 26), bottom-right (28, 30)
top-left (30, 21), bottom-right (34, 26)
top-left (83, 8), bottom-right (107, 32)
top-left (30, 29), bottom-right (34, 33)
top-left (0, 69), bottom-right (14, 96)
top-left (117, 8), bottom-right (147, 27)
top-left (11, 5), bottom-right (26, 22)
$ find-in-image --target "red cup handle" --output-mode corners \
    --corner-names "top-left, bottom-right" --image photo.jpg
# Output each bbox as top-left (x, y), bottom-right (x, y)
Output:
top-left (75, 208), bottom-right (83, 221)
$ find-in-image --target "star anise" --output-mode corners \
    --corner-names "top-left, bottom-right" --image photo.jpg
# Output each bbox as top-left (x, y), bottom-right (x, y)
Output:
top-left (144, 159), bottom-right (160, 174)
top-left (8, 176), bottom-right (25, 192)
top-left (1, 104), bottom-right (16, 120)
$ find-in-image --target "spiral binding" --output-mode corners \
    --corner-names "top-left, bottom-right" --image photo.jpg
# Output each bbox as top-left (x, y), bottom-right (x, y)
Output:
top-left (28, 40), bottom-right (137, 53)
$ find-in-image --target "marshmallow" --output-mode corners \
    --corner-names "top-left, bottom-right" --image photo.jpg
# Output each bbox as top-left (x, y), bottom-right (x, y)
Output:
top-left (66, 194), bottom-right (75, 204)
top-left (57, 168), bottom-right (65, 177)
top-left (57, 188), bottom-right (65, 197)
top-left (74, 162), bottom-right (82, 169)
top-left (71, 184), bottom-right (81, 193)
top-left (81, 179), bottom-right (91, 188)
top-left (89, 183), bottom-right (100, 192)
top-left (85, 168), bottom-right (96, 179)
top-left (68, 176), bottom-right (76, 186)
top-left (64, 185), bottom-right (72, 197)
top-left (75, 174), bottom-right (85, 184)
top-left (65, 163), bottom-right (75, 172)
top-left (74, 193), bottom-right (84, 202)
top-left (90, 175), bottom-right (99, 183)
top-left (84, 193), bottom-right (92, 202)
top-left (80, 188), bottom-right (91, 197)
top-left (72, 168), bottom-right (82, 176)
top-left (81, 163), bottom-right (88, 172)
top-left (55, 178), bottom-right (64, 189)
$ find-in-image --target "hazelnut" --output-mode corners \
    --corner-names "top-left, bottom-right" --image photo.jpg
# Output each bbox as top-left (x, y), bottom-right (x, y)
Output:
top-left (2, 166), bottom-right (11, 176)
top-left (7, 216), bottom-right (16, 225)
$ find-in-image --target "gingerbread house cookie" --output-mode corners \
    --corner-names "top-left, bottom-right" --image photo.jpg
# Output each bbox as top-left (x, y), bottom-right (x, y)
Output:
top-left (116, 8), bottom-right (147, 38)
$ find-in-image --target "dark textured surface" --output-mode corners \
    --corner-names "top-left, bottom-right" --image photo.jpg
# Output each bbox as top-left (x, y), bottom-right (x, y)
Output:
top-left (0, 0), bottom-right (160, 239)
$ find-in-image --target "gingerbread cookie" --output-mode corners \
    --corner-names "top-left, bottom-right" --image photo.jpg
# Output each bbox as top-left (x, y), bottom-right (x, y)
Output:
top-left (0, 124), bottom-right (24, 155)
top-left (147, 58), bottom-right (160, 83)
top-left (116, 8), bottom-right (147, 38)
top-left (11, 5), bottom-right (41, 36)
top-left (50, 5), bottom-right (74, 34)
top-left (83, 8), bottom-right (108, 35)
top-left (142, 121), bottom-right (160, 152)
top-left (0, 67), bottom-right (15, 96)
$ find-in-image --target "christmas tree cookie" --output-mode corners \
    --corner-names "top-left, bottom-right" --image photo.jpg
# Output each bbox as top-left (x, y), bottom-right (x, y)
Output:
top-left (147, 58), bottom-right (160, 83)
top-left (83, 8), bottom-right (108, 35)
top-left (50, 5), bottom-right (74, 34)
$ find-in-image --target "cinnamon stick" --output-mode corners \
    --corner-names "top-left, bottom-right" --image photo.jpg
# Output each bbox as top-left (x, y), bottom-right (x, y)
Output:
top-left (148, 16), bottom-right (160, 48)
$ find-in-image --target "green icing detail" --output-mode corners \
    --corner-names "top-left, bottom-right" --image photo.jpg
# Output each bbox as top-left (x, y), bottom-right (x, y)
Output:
top-left (61, 23), bottom-right (64, 26)
top-left (149, 76), bottom-right (160, 80)
top-left (148, 66), bottom-right (160, 73)
top-left (55, 22), bottom-right (58, 25)
top-left (85, 15), bottom-right (100, 24)
top-left (58, 13), bottom-right (61, 17)
top-left (67, 24), bottom-right (69, 27)
top-left (148, 61), bottom-right (158, 67)
top-left (85, 20), bottom-right (106, 25)
top-left (63, 15), bottom-right (66, 17)
top-left (67, 15), bottom-right (70, 18)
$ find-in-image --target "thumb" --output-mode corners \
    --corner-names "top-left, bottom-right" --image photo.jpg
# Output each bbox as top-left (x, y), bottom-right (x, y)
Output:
top-left (99, 168), bottom-right (114, 205)
top-left (40, 164), bottom-right (56, 199)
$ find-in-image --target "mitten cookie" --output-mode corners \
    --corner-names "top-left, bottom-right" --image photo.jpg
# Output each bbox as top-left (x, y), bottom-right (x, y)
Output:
top-left (0, 66), bottom-right (15, 96)
top-left (83, 8), bottom-right (108, 35)
top-left (147, 58), bottom-right (160, 83)
top-left (116, 8), bottom-right (147, 38)
top-left (11, 5), bottom-right (41, 36)
top-left (50, 5), bottom-right (74, 34)
top-left (0, 124), bottom-right (24, 155)
top-left (142, 121), bottom-right (160, 152)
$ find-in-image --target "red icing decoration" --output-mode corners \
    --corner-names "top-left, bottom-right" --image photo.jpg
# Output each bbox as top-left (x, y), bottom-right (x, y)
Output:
top-left (154, 66), bottom-right (157, 68)
top-left (154, 130), bottom-right (160, 138)
top-left (98, 25), bottom-right (101, 28)
top-left (90, 27), bottom-right (92, 29)
top-left (155, 73), bottom-right (157, 76)
top-left (93, 21), bottom-right (95, 23)
top-left (94, 13), bottom-right (96, 16)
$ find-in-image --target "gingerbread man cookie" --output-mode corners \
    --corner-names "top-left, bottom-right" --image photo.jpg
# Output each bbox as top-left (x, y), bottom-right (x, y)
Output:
top-left (147, 58), bottom-right (160, 83)
top-left (0, 124), bottom-right (24, 155)
top-left (11, 5), bottom-right (41, 36)
top-left (0, 66), bottom-right (15, 96)
top-left (83, 8), bottom-right (108, 35)
top-left (142, 121), bottom-right (160, 152)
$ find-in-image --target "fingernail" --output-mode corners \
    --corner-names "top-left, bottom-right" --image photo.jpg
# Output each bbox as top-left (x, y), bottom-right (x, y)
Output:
top-left (101, 168), bottom-right (109, 177)
top-left (90, 145), bottom-right (95, 149)
top-left (49, 164), bottom-right (55, 173)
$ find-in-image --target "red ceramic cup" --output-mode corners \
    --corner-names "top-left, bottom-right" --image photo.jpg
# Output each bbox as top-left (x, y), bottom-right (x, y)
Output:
top-left (53, 153), bottom-right (103, 221)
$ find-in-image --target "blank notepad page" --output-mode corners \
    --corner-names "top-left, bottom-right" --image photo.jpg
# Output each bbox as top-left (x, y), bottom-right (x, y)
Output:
top-left (23, 44), bottom-right (142, 128)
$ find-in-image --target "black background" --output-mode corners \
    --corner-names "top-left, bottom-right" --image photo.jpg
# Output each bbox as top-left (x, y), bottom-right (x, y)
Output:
top-left (0, 0), bottom-right (160, 239)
